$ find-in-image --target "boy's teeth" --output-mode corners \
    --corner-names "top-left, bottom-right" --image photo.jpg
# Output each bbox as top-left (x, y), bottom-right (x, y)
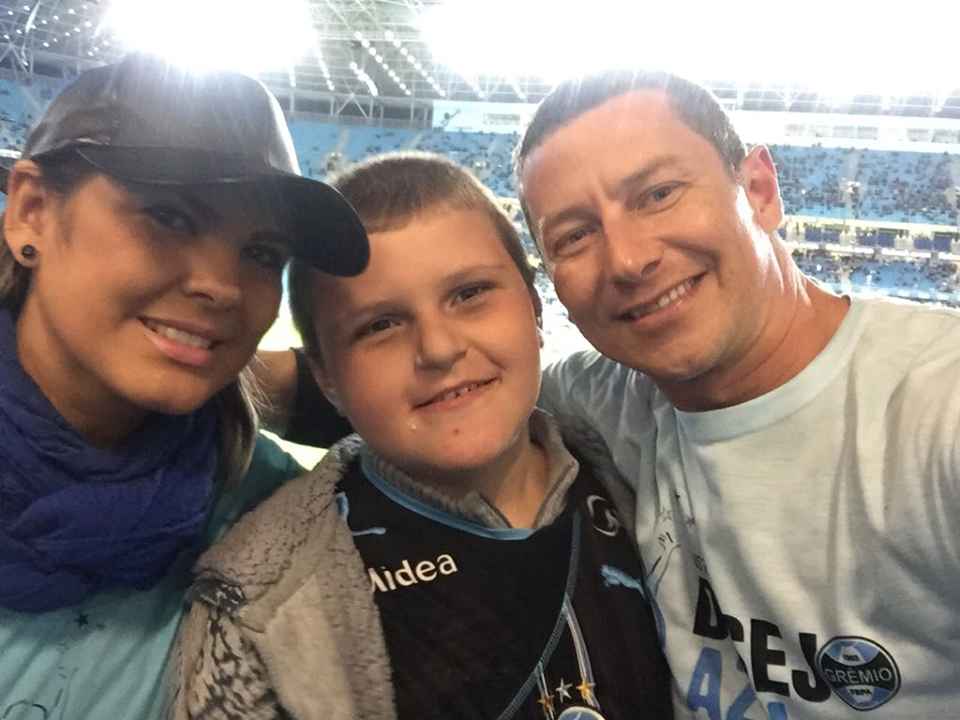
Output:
top-left (145, 320), bottom-right (213, 349)
top-left (436, 381), bottom-right (484, 403)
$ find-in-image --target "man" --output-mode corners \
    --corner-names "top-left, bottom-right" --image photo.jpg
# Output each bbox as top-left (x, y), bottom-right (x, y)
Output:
top-left (515, 70), bottom-right (960, 718)
top-left (263, 70), bottom-right (960, 718)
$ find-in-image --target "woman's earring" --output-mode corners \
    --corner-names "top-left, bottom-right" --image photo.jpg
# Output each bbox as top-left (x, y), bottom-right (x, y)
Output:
top-left (20, 244), bottom-right (37, 261)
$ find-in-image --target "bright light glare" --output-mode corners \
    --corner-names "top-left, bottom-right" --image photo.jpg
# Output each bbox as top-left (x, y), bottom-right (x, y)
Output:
top-left (421, 0), bottom-right (960, 94)
top-left (102, 0), bottom-right (314, 75)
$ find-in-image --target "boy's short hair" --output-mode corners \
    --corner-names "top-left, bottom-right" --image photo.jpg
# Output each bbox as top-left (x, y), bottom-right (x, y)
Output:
top-left (289, 151), bottom-right (539, 360)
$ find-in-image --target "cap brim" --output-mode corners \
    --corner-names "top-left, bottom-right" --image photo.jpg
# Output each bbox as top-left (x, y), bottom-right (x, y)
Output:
top-left (75, 146), bottom-right (369, 276)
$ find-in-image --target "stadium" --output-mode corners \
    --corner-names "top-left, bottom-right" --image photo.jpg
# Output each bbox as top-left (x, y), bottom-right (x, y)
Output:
top-left (1, 0), bottom-right (959, 363)
top-left (3, 2), bottom-right (960, 717)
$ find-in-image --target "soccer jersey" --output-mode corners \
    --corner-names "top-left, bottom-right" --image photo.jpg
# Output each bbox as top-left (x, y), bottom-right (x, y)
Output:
top-left (337, 452), bottom-right (674, 720)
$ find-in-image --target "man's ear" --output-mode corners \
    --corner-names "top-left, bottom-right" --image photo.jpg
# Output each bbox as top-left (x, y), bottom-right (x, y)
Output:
top-left (4, 160), bottom-right (53, 265)
top-left (739, 145), bottom-right (783, 234)
top-left (307, 351), bottom-right (345, 417)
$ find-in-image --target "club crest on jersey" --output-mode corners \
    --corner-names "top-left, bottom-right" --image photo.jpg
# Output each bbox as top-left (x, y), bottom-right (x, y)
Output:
top-left (816, 636), bottom-right (901, 710)
top-left (556, 708), bottom-right (605, 719)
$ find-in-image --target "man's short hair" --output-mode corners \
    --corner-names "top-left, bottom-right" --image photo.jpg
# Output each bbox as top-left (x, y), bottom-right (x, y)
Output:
top-left (514, 69), bottom-right (747, 245)
top-left (289, 151), bottom-right (539, 360)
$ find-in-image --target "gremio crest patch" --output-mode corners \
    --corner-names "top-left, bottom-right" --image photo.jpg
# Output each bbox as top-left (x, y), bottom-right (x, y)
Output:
top-left (816, 636), bottom-right (901, 710)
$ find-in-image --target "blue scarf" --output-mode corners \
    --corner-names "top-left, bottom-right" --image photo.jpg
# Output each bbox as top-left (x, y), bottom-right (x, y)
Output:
top-left (0, 308), bottom-right (217, 613)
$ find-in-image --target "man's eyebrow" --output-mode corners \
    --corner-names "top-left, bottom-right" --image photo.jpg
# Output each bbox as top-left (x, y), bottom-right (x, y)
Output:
top-left (538, 155), bottom-right (688, 239)
top-left (538, 205), bottom-right (595, 242)
top-left (613, 155), bottom-right (688, 197)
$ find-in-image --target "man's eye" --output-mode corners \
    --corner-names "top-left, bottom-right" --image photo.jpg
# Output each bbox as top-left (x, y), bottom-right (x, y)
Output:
top-left (144, 205), bottom-right (195, 233)
top-left (242, 244), bottom-right (289, 271)
top-left (552, 227), bottom-right (591, 256)
top-left (650, 185), bottom-right (676, 203)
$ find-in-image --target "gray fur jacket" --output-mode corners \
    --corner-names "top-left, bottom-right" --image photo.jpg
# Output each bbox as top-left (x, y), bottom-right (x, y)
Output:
top-left (171, 417), bottom-right (636, 720)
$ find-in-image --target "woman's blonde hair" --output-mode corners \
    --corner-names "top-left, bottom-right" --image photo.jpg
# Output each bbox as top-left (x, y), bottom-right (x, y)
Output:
top-left (0, 152), bottom-right (259, 483)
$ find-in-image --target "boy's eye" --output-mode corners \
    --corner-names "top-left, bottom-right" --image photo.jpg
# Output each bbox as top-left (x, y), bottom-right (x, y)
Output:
top-left (454, 283), bottom-right (491, 303)
top-left (242, 244), bottom-right (289, 271)
top-left (358, 317), bottom-right (398, 338)
top-left (143, 204), bottom-right (196, 233)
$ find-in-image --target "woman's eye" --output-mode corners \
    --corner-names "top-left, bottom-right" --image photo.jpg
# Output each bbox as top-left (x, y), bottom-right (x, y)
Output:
top-left (144, 205), bottom-right (195, 233)
top-left (242, 244), bottom-right (289, 271)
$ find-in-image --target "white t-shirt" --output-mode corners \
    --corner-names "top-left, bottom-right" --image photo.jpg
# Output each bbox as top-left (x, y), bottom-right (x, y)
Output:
top-left (541, 296), bottom-right (960, 720)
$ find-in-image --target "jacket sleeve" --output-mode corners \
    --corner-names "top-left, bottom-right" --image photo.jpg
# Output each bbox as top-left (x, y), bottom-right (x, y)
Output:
top-left (173, 597), bottom-right (284, 720)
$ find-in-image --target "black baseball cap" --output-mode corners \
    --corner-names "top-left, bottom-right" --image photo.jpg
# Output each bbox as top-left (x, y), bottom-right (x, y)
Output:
top-left (2, 53), bottom-right (368, 275)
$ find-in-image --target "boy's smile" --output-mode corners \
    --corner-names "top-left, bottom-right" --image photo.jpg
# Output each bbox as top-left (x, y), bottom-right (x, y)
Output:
top-left (311, 204), bottom-right (543, 493)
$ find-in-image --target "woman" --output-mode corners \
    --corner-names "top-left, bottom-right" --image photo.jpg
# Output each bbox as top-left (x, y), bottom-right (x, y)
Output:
top-left (0, 53), bottom-right (367, 719)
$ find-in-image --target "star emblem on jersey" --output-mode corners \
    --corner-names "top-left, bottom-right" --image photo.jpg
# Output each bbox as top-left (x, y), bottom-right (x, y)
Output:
top-left (576, 679), bottom-right (596, 702)
top-left (556, 678), bottom-right (572, 701)
top-left (537, 690), bottom-right (555, 713)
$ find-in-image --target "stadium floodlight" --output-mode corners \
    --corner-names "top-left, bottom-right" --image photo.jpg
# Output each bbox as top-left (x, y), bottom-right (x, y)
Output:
top-left (420, 0), bottom-right (960, 95)
top-left (101, 0), bottom-right (314, 76)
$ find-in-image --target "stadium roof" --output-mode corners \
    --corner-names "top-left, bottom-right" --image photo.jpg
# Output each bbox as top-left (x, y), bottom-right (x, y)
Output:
top-left (1, 0), bottom-right (959, 120)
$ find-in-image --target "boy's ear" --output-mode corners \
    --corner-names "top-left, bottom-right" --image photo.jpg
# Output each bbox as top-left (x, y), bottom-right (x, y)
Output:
top-left (307, 351), bottom-right (345, 417)
top-left (5, 160), bottom-right (53, 265)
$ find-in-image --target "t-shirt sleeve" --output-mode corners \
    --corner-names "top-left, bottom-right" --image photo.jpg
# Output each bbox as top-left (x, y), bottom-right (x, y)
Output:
top-left (540, 350), bottom-right (637, 421)
top-left (539, 350), bottom-right (599, 417)
top-left (539, 351), bottom-right (654, 480)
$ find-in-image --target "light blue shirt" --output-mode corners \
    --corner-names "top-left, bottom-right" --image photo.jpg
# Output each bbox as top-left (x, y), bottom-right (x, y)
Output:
top-left (0, 435), bottom-right (303, 720)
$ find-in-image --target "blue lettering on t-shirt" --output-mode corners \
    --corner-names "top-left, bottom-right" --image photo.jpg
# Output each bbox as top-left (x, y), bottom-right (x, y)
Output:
top-left (688, 647), bottom-right (723, 719)
top-left (767, 702), bottom-right (788, 720)
top-left (686, 647), bottom-right (778, 720)
top-left (726, 682), bottom-right (760, 720)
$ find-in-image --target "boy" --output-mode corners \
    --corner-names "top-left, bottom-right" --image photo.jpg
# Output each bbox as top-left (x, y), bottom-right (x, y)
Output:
top-left (176, 153), bottom-right (675, 720)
